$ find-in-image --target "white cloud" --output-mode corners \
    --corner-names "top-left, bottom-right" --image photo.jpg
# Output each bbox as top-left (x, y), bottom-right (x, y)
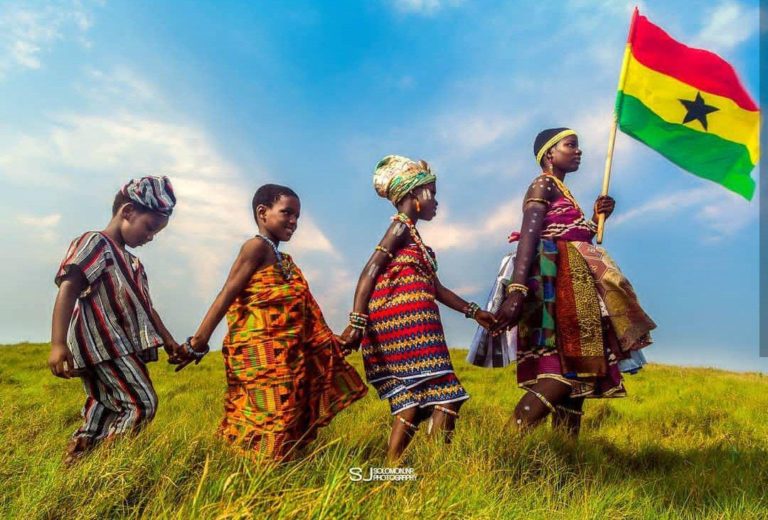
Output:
top-left (3, 111), bottom-right (344, 297)
top-left (420, 197), bottom-right (522, 250)
top-left (296, 263), bottom-right (357, 331)
top-left (451, 283), bottom-right (483, 297)
top-left (612, 184), bottom-right (758, 241)
top-left (436, 113), bottom-right (528, 155)
top-left (1, 67), bottom-right (347, 330)
top-left (391, 0), bottom-right (464, 15)
top-left (691, 1), bottom-right (759, 54)
top-left (78, 66), bottom-right (158, 104)
top-left (694, 190), bottom-right (758, 242)
top-left (16, 213), bottom-right (61, 242)
top-left (611, 186), bottom-right (712, 226)
top-left (0, 1), bottom-right (97, 79)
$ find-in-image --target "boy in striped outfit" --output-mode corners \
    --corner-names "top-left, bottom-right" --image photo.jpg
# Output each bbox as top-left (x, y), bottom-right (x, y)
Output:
top-left (49, 176), bottom-right (181, 465)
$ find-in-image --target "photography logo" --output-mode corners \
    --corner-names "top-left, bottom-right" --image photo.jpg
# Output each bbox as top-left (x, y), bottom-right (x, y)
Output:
top-left (348, 466), bottom-right (417, 482)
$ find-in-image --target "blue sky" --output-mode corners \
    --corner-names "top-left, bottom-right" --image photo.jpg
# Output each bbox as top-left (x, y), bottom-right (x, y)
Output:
top-left (0, 0), bottom-right (763, 372)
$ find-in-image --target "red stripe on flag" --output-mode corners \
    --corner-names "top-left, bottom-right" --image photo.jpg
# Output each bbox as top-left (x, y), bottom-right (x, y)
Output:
top-left (630, 12), bottom-right (758, 112)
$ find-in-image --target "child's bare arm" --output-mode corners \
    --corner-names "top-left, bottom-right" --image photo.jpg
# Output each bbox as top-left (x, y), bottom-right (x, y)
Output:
top-left (340, 222), bottom-right (409, 348)
top-left (49, 271), bottom-right (86, 378)
top-left (149, 308), bottom-right (181, 359)
top-left (434, 277), bottom-right (470, 312)
top-left (190, 238), bottom-right (267, 349)
top-left (434, 277), bottom-right (495, 329)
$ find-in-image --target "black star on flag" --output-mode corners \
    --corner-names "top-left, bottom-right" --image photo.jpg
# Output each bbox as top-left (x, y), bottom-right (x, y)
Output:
top-left (679, 92), bottom-right (719, 131)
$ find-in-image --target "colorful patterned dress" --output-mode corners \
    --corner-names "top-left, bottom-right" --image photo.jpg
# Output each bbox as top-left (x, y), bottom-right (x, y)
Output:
top-left (219, 254), bottom-right (367, 459)
top-left (362, 242), bottom-right (469, 414)
top-left (514, 185), bottom-right (656, 398)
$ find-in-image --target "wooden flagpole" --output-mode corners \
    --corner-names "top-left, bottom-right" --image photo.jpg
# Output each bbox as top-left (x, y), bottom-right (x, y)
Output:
top-left (597, 119), bottom-right (618, 244)
top-left (597, 7), bottom-right (638, 244)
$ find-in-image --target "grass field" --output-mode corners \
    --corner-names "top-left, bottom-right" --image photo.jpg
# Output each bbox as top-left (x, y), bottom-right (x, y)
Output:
top-left (1, 343), bottom-right (766, 519)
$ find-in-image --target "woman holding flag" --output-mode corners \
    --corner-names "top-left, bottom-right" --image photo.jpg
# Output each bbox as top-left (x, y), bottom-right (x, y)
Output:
top-left (489, 128), bottom-right (656, 437)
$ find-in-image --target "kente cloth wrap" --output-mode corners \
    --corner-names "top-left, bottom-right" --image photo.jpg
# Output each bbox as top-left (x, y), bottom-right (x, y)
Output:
top-left (121, 176), bottom-right (176, 216)
top-left (219, 254), bottom-right (367, 460)
top-left (362, 243), bottom-right (469, 414)
top-left (373, 155), bottom-right (436, 204)
top-left (500, 182), bottom-right (655, 398)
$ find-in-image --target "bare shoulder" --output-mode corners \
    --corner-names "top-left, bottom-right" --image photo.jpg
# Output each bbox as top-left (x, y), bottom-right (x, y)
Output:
top-left (525, 174), bottom-right (558, 202)
top-left (240, 237), bottom-right (269, 265)
top-left (380, 219), bottom-right (410, 248)
top-left (530, 174), bottom-right (558, 190)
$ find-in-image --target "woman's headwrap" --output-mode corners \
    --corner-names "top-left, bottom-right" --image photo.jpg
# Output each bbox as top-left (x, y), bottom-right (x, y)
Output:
top-left (534, 127), bottom-right (577, 165)
top-left (372, 155), bottom-right (436, 204)
top-left (121, 176), bottom-right (177, 216)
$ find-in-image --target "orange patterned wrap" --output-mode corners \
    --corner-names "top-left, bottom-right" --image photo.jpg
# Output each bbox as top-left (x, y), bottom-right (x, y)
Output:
top-left (219, 254), bottom-right (367, 459)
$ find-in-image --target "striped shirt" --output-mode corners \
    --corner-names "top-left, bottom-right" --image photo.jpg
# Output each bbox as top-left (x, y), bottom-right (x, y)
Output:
top-left (56, 232), bottom-right (163, 369)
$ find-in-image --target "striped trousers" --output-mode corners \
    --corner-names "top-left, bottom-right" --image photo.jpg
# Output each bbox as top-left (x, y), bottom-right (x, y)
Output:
top-left (74, 354), bottom-right (158, 442)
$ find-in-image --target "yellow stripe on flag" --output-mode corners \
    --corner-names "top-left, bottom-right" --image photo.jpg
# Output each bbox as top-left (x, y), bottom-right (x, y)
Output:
top-left (622, 51), bottom-right (760, 164)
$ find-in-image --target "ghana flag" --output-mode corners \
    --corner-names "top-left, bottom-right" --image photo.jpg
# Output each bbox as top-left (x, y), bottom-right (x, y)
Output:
top-left (616, 8), bottom-right (760, 200)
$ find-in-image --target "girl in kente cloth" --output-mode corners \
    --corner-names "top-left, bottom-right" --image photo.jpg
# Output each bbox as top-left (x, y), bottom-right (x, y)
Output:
top-left (490, 128), bottom-right (656, 437)
top-left (49, 176), bottom-right (181, 465)
top-left (340, 155), bottom-right (495, 461)
top-left (180, 184), bottom-right (367, 460)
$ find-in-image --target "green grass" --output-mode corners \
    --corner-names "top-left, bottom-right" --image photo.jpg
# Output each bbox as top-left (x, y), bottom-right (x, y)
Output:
top-left (1, 343), bottom-right (767, 519)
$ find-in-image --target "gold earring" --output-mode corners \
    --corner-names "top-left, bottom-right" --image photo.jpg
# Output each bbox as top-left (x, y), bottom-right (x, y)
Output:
top-left (415, 199), bottom-right (421, 212)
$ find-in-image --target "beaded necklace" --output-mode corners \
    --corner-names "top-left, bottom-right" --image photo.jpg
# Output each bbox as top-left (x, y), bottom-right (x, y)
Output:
top-left (544, 173), bottom-right (583, 213)
top-left (393, 213), bottom-right (438, 274)
top-left (256, 233), bottom-right (292, 280)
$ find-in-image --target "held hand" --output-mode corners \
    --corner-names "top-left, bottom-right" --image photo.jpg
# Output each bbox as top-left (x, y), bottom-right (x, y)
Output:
top-left (174, 336), bottom-right (210, 372)
top-left (593, 195), bottom-right (615, 221)
top-left (48, 342), bottom-right (75, 379)
top-left (339, 325), bottom-right (364, 352)
top-left (474, 310), bottom-right (497, 330)
top-left (164, 339), bottom-right (183, 365)
top-left (491, 293), bottom-right (525, 335)
top-left (333, 333), bottom-right (356, 357)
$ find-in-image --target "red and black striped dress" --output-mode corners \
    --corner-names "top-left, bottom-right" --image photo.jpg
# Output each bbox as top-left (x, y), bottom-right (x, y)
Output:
top-left (361, 242), bottom-right (469, 414)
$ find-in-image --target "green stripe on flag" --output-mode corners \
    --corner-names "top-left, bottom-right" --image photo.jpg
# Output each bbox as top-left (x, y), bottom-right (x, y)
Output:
top-left (616, 92), bottom-right (756, 200)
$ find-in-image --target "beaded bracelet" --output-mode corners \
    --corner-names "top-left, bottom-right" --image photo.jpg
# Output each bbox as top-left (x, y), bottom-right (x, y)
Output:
top-left (349, 311), bottom-right (369, 331)
top-left (524, 197), bottom-right (550, 207)
top-left (506, 283), bottom-right (529, 297)
top-left (374, 245), bottom-right (394, 260)
top-left (180, 336), bottom-right (209, 362)
top-left (463, 302), bottom-right (481, 319)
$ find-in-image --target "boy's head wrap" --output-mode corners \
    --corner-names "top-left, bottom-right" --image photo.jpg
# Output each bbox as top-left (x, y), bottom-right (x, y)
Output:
top-left (121, 176), bottom-right (176, 216)
top-left (372, 155), bottom-right (436, 204)
top-left (534, 128), bottom-right (577, 165)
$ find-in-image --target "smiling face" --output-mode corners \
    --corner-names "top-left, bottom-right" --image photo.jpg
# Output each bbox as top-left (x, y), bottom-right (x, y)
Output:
top-left (256, 194), bottom-right (301, 242)
top-left (546, 134), bottom-right (582, 173)
top-left (119, 204), bottom-right (169, 248)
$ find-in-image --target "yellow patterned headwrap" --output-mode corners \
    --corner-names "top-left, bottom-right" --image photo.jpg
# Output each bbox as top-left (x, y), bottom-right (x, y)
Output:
top-left (372, 155), bottom-right (436, 204)
top-left (534, 128), bottom-right (577, 165)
